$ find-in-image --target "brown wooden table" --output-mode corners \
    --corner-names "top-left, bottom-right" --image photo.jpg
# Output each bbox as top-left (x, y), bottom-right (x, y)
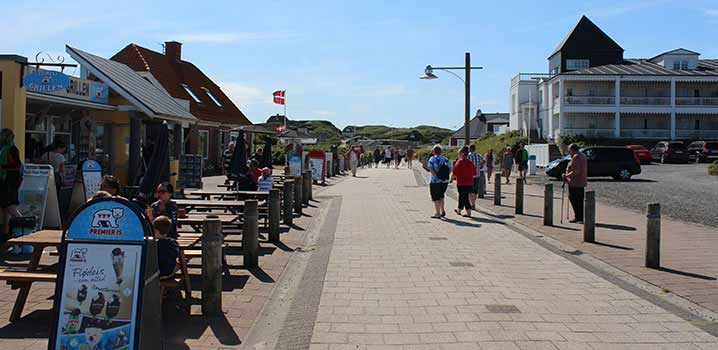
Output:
top-left (189, 190), bottom-right (269, 201)
top-left (177, 214), bottom-right (241, 232)
top-left (175, 199), bottom-right (250, 214)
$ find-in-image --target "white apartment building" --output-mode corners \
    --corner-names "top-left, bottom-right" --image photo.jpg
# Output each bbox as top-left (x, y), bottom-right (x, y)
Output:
top-left (510, 16), bottom-right (718, 141)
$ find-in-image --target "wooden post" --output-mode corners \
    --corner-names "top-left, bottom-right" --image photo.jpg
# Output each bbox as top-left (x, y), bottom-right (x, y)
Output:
top-left (584, 190), bottom-right (595, 243)
top-left (202, 216), bottom-right (223, 316)
top-left (303, 170), bottom-right (312, 203)
top-left (293, 175), bottom-right (303, 215)
top-left (515, 178), bottom-right (524, 214)
top-left (283, 180), bottom-right (294, 225)
top-left (268, 189), bottom-right (281, 242)
top-left (493, 173), bottom-right (501, 205)
top-left (646, 203), bottom-right (661, 268)
top-left (242, 200), bottom-right (259, 268)
top-left (543, 184), bottom-right (553, 226)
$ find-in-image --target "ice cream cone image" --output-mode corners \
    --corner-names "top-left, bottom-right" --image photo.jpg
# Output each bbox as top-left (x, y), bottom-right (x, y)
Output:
top-left (111, 248), bottom-right (125, 285)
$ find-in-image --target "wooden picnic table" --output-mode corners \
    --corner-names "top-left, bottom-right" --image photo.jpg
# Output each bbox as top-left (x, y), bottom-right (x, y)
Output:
top-left (177, 214), bottom-right (241, 232)
top-left (189, 190), bottom-right (269, 201)
top-left (175, 199), bottom-right (251, 214)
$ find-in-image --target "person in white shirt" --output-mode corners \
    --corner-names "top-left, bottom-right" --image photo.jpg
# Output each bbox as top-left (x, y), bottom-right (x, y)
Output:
top-left (257, 168), bottom-right (273, 192)
top-left (384, 147), bottom-right (392, 168)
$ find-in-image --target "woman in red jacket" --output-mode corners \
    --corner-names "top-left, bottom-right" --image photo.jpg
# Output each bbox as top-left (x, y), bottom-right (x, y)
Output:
top-left (451, 146), bottom-right (477, 217)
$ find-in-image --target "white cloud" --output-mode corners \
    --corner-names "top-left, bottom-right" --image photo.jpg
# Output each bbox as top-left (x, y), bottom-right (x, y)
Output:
top-left (311, 110), bottom-right (335, 116)
top-left (217, 82), bottom-right (267, 109)
top-left (166, 32), bottom-right (298, 45)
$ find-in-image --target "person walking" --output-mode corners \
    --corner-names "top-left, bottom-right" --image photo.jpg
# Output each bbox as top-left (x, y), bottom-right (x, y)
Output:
top-left (485, 149), bottom-right (495, 184)
top-left (374, 148), bottom-right (382, 167)
top-left (466, 144), bottom-right (484, 208)
top-left (517, 143), bottom-right (529, 180)
top-left (451, 146), bottom-right (477, 217)
top-left (39, 140), bottom-right (66, 195)
top-left (501, 146), bottom-right (513, 184)
top-left (406, 147), bottom-right (415, 169)
top-left (564, 143), bottom-right (588, 223)
top-left (348, 146), bottom-right (361, 177)
top-left (423, 144), bottom-right (451, 219)
top-left (0, 129), bottom-right (22, 240)
top-left (394, 147), bottom-right (401, 169)
top-left (384, 146), bottom-right (393, 168)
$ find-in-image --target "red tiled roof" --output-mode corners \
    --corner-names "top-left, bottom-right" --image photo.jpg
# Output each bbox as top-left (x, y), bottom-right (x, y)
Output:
top-left (111, 43), bottom-right (251, 126)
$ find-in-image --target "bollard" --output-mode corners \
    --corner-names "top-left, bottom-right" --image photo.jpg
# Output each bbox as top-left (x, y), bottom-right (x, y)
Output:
top-left (543, 184), bottom-right (553, 226)
top-left (242, 200), bottom-right (259, 268)
top-left (646, 203), bottom-right (661, 268)
top-left (268, 189), bottom-right (281, 242)
top-left (303, 170), bottom-right (312, 203)
top-left (293, 175), bottom-right (303, 215)
top-left (515, 178), bottom-right (524, 214)
top-left (493, 173), bottom-right (501, 205)
top-left (202, 216), bottom-right (223, 316)
top-left (584, 190), bottom-right (596, 243)
top-left (283, 180), bottom-right (294, 225)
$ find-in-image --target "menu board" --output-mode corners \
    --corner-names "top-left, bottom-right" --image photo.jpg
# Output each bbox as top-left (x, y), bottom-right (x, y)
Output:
top-left (177, 154), bottom-right (203, 189)
top-left (288, 156), bottom-right (302, 176)
top-left (82, 160), bottom-right (103, 201)
top-left (18, 164), bottom-right (61, 230)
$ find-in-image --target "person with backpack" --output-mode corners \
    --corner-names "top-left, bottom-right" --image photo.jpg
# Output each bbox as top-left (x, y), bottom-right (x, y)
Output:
top-left (0, 129), bottom-right (22, 239)
top-left (422, 144), bottom-right (451, 219)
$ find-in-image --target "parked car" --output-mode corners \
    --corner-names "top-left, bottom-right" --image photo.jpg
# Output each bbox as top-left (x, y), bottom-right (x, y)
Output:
top-left (687, 141), bottom-right (718, 163)
top-left (546, 147), bottom-right (641, 181)
top-left (626, 144), bottom-right (652, 164)
top-left (650, 141), bottom-right (689, 163)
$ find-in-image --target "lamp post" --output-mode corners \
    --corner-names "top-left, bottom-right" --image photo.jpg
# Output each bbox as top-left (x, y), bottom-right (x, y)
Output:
top-left (421, 52), bottom-right (483, 146)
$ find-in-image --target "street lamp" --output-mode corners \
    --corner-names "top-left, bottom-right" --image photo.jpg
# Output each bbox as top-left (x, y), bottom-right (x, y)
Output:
top-left (421, 52), bottom-right (483, 146)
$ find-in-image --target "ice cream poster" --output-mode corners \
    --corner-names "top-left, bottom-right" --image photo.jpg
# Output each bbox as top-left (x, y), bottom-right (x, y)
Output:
top-left (54, 243), bottom-right (141, 350)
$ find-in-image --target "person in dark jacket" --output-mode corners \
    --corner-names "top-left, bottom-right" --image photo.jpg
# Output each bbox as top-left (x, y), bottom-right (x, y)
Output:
top-left (153, 216), bottom-right (179, 278)
top-left (0, 129), bottom-right (22, 238)
top-left (150, 183), bottom-right (178, 238)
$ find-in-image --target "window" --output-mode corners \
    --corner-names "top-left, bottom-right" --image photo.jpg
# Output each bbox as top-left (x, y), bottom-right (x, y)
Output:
top-left (203, 87), bottom-right (223, 107)
top-left (198, 130), bottom-right (209, 159)
top-left (566, 59), bottom-right (590, 70)
top-left (456, 139), bottom-right (465, 147)
top-left (681, 61), bottom-right (689, 70)
top-left (181, 84), bottom-right (202, 103)
top-left (695, 119), bottom-right (700, 130)
top-left (673, 62), bottom-right (681, 70)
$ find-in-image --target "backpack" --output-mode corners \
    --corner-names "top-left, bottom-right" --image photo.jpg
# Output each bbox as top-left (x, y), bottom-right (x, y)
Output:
top-left (435, 157), bottom-right (450, 180)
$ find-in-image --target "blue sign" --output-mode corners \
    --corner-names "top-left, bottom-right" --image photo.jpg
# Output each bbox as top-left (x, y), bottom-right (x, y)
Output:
top-left (82, 159), bottom-right (102, 172)
top-left (66, 200), bottom-right (147, 242)
top-left (24, 69), bottom-right (71, 93)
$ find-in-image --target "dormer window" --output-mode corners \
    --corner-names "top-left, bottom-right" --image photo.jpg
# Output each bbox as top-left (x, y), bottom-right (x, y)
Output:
top-left (181, 84), bottom-right (202, 103)
top-left (202, 87), bottom-right (223, 107)
top-left (681, 61), bottom-right (688, 70)
top-left (673, 62), bottom-right (681, 70)
top-left (566, 59), bottom-right (590, 70)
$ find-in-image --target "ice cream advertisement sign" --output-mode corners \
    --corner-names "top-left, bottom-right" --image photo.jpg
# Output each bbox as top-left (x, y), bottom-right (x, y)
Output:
top-left (66, 200), bottom-right (147, 242)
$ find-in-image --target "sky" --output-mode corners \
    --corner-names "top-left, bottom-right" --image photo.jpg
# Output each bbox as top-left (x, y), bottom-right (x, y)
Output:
top-left (2, 0), bottom-right (717, 130)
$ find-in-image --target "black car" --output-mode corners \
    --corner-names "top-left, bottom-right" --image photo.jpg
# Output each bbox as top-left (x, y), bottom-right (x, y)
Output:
top-left (650, 141), bottom-right (690, 163)
top-left (546, 147), bottom-right (641, 181)
top-left (687, 141), bottom-right (718, 163)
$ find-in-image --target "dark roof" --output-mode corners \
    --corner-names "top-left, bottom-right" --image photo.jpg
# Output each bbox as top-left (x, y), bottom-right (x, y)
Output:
top-left (452, 113), bottom-right (509, 139)
top-left (278, 129), bottom-right (315, 139)
top-left (111, 43), bottom-right (251, 126)
top-left (549, 15), bottom-right (623, 59)
top-left (648, 48), bottom-right (701, 62)
top-left (563, 59), bottom-right (718, 76)
top-left (66, 45), bottom-right (196, 123)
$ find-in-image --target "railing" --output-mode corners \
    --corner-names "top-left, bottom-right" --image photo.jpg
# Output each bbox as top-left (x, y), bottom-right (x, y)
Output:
top-left (676, 129), bottom-right (718, 139)
top-left (620, 97), bottom-right (671, 106)
top-left (563, 128), bottom-right (615, 138)
top-left (620, 129), bottom-right (670, 139)
top-left (564, 96), bottom-right (615, 105)
top-left (675, 97), bottom-right (718, 106)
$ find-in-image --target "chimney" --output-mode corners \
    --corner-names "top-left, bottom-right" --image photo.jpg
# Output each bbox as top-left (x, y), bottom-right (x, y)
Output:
top-left (165, 41), bottom-right (182, 63)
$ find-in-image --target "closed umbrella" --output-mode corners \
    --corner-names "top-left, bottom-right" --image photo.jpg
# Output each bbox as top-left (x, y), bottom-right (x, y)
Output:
top-left (261, 137), bottom-right (273, 169)
top-left (229, 129), bottom-right (248, 177)
top-left (138, 123), bottom-right (169, 202)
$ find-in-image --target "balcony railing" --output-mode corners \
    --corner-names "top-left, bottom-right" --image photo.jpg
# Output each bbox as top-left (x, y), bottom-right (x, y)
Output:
top-left (620, 129), bottom-right (670, 139)
top-left (564, 96), bottom-right (615, 105)
top-left (676, 129), bottom-right (718, 139)
top-left (620, 97), bottom-right (671, 106)
top-left (675, 97), bottom-right (718, 106)
top-left (563, 128), bottom-right (615, 138)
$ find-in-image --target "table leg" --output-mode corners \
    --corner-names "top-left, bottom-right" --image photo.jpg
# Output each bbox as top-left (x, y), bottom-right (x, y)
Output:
top-left (178, 250), bottom-right (192, 311)
top-left (10, 246), bottom-right (44, 322)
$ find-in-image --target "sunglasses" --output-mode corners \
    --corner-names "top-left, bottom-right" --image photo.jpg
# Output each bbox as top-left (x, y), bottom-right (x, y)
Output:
top-left (156, 189), bottom-right (169, 194)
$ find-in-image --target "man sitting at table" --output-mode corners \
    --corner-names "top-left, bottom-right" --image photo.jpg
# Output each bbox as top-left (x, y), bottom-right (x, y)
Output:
top-left (257, 167), bottom-right (273, 192)
top-left (151, 183), bottom-right (178, 238)
top-left (153, 216), bottom-right (179, 280)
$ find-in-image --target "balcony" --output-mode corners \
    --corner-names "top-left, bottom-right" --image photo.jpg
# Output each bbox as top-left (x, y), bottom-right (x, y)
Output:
top-left (564, 96), bottom-right (615, 105)
top-left (620, 97), bottom-right (670, 106)
top-left (676, 129), bottom-right (718, 139)
top-left (676, 97), bottom-right (718, 106)
top-left (563, 128), bottom-right (615, 138)
top-left (620, 129), bottom-right (670, 139)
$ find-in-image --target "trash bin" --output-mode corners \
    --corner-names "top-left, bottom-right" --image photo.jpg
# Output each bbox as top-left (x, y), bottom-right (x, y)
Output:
top-left (529, 155), bottom-right (537, 176)
top-left (10, 217), bottom-right (36, 254)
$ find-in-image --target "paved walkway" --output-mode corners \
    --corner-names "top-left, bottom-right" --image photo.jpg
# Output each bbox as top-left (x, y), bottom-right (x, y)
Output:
top-left (474, 176), bottom-right (718, 316)
top-left (304, 167), bottom-right (718, 349)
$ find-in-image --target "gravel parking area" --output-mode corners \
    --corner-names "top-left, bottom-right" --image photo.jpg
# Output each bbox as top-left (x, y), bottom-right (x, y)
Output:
top-left (529, 162), bottom-right (718, 228)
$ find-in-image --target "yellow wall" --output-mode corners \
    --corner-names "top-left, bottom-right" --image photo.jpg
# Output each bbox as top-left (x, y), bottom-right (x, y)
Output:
top-left (0, 59), bottom-right (27, 160)
top-left (94, 102), bottom-right (131, 185)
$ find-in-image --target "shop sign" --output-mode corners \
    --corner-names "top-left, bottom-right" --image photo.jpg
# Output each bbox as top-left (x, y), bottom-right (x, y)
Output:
top-left (26, 68), bottom-right (109, 104)
top-left (24, 69), bottom-right (71, 92)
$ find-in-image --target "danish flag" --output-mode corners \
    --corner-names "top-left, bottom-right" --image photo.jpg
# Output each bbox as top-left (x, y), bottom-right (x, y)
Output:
top-left (272, 90), bottom-right (286, 105)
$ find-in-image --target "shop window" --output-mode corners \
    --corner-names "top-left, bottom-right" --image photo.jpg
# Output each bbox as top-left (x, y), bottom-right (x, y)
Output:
top-left (181, 84), bottom-right (202, 103)
top-left (203, 88), bottom-right (223, 107)
top-left (199, 130), bottom-right (209, 159)
top-left (566, 59), bottom-right (590, 70)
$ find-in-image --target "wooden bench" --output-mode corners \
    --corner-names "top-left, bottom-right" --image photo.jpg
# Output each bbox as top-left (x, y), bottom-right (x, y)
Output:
top-left (0, 271), bottom-right (57, 284)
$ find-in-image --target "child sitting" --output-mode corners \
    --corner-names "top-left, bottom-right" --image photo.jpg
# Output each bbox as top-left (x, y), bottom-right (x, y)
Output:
top-left (153, 216), bottom-right (179, 279)
top-left (257, 167), bottom-right (273, 192)
top-left (151, 182), bottom-right (178, 238)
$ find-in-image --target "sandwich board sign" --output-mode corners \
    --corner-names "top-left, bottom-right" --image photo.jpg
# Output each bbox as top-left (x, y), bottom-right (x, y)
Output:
top-left (306, 150), bottom-right (326, 183)
top-left (82, 160), bottom-right (103, 200)
top-left (17, 164), bottom-right (61, 230)
top-left (288, 155), bottom-right (302, 176)
top-left (50, 197), bottom-right (161, 350)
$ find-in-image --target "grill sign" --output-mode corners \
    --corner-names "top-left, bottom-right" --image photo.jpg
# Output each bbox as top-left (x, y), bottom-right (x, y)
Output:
top-left (24, 69), bottom-right (71, 92)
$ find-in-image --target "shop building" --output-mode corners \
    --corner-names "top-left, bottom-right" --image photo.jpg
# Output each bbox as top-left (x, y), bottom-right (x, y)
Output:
top-left (111, 41), bottom-right (252, 174)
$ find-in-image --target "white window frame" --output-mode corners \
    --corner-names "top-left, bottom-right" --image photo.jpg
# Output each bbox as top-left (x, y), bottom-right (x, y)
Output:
top-left (198, 130), bottom-right (209, 159)
top-left (566, 59), bottom-right (590, 70)
top-left (202, 87), bottom-right (223, 107)
top-left (181, 84), bottom-right (202, 103)
top-left (681, 61), bottom-right (689, 70)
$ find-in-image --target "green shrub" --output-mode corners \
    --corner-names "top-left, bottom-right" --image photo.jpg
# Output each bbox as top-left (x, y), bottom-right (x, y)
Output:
top-left (709, 161), bottom-right (718, 176)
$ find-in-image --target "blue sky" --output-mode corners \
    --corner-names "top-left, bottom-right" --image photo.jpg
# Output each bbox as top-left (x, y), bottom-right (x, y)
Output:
top-left (2, 0), bottom-right (717, 129)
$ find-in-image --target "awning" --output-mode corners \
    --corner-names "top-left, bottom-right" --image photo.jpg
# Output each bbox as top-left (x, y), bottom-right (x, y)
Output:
top-left (27, 91), bottom-right (117, 111)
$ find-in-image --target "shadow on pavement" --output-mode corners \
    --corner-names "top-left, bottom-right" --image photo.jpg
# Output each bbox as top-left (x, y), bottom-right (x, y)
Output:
top-left (589, 178), bottom-right (657, 183)
top-left (163, 313), bottom-right (241, 349)
top-left (269, 241), bottom-right (295, 252)
top-left (0, 310), bottom-right (51, 338)
top-left (441, 218), bottom-right (482, 228)
top-left (469, 217), bottom-right (504, 225)
top-left (596, 223), bottom-right (637, 231)
top-left (656, 267), bottom-right (717, 281)
top-left (588, 241), bottom-right (634, 251)
top-left (247, 267), bottom-right (275, 283)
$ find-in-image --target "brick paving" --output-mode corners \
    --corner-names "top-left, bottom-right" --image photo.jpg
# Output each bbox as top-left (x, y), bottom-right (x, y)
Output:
top-left (307, 167), bottom-right (718, 349)
top-left (474, 176), bottom-right (718, 316)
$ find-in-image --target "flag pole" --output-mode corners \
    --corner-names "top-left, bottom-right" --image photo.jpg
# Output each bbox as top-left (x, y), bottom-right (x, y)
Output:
top-left (283, 90), bottom-right (287, 129)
